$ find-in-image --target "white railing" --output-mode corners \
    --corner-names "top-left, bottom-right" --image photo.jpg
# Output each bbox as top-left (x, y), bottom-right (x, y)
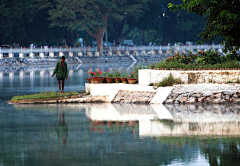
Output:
top-left (0, 44), bottom-right (224, 54)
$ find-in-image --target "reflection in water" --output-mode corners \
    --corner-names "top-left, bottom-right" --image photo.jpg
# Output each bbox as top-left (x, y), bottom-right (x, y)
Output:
top-left (2, 103), bottom-right (240, 165)
top-left (52, 112), bottom-right (68, 145)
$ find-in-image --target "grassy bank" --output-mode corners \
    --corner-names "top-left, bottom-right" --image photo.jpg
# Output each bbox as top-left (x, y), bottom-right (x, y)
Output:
top-left (9, 91), bottom-right (81, 103)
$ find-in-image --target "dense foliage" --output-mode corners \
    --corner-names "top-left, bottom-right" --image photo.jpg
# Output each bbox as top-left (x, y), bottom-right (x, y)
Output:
top-left (169, 0), bottom-right (240, 52)
top-left (0, 0), bottom-right (210, 48)
top-left (151, 50), bottom-right (240, 69)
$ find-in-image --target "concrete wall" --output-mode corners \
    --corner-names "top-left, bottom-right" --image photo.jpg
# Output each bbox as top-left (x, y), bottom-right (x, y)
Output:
top-left (139, 69), bottom-right (240, 86)
top-left (85, 83), bottom-right (173, 104)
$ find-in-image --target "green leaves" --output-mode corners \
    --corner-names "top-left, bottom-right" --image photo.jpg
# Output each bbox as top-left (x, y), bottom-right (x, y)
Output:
top-left (169, 0), bottom-right (240, 52)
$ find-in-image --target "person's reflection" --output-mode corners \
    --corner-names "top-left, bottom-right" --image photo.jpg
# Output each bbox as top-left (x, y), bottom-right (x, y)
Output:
top-left (52, 112), bottom-right (68, 145)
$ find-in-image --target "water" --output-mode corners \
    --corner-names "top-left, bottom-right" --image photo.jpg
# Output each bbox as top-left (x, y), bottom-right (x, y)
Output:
top-left (0, 64), bottom-right (240, 166)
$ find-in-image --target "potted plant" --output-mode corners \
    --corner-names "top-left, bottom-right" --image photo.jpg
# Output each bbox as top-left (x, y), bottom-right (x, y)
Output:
top-left (127, 71), bottom-right (137, 84)
top-left (87, 68), bottom-right (95, 83)
top-left (113, 70), bottom-right (121, 83)
top-left (106, 70), bottom-right (114, 83)
top-left (97, 70), bottom-right (106, 83)
top-left (120, 70), bottom-right (128, 84)
top-left (92, 67), bottom-right (102, 83)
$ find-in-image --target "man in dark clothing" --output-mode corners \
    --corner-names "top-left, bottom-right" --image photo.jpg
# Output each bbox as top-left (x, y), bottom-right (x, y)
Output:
top-left (52, 56), bottom-right (68, 93)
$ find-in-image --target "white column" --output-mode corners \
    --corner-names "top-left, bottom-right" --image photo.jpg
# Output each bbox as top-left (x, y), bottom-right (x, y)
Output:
top-left (69, 52), bottom-right (73, 57)
top-left (49, 52), bottom-right (54, 57)
top-left (19, 53), bottom-right (24, 58)
top-left (78, 52), bottom-right (83, 57)
top-left (59, 52), bottom-right (64, 57)
top-left (29, 53), bottom-right (35, 58)
top-left (0, 53), bottom-right (2, 59)
top-left (39, 53), bottom-right (44, 58)
top-left (9, 53), bottom-right (14, 58)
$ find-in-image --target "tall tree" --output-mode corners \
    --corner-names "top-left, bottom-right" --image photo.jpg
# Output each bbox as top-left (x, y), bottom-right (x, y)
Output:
top-left (108, 0), bottom-right (148, 45)
top-left (0, 0), bottom-right (35, 45)
top-left (169, 0), bottom-right (240, 52)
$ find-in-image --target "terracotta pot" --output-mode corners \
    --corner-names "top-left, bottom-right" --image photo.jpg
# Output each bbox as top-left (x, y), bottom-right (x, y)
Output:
top-left (92, 77), bottom-right (101, 83)
top-left (127, 78), bottom-right (137, 84)
top-left (97, 77), bottom-right (106, 83)
top-left (106, 77), bottom-right (114, 83)
top-left (114, 78), bottom-right (121, 83)
top-left (86, 78), bottom-right (91, 83)
top-left (120, 78), bottom-right (128, 84)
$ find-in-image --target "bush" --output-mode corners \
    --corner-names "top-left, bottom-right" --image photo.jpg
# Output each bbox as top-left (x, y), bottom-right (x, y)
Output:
top-left (157, 73), bottom-right (182, 87)
top-left (150, 49), bottom-right (240, 69)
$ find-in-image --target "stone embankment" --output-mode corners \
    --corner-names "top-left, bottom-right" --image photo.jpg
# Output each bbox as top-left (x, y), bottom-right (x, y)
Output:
top-left (112, 90), bottom-right (156, 103)
top-left (0, 54), bottom-right (164, 66)
top-left (165, 84), bottom-right (240, 104)
top-left (0, 57), bottom-right (79, 66)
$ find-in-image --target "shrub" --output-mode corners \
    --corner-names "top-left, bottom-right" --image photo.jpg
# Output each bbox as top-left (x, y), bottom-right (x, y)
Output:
top-left (157, 73), bottom-right (182, 87)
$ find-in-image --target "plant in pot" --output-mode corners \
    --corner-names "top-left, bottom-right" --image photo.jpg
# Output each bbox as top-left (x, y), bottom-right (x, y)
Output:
top-left (97, 71), bottom-right (106, 83)
top-left (127, 71), bottom-right (137, 84)
top-left (92, 67), bottom-right (102, 83)
top-left (106, 70), bottom-right (114, 83)
top-left (113, 70), bottom-right (121, 83)
top-left (120, 70), bottom-right (128, 84)
top-left (87, 68), bottom-right (95, 83)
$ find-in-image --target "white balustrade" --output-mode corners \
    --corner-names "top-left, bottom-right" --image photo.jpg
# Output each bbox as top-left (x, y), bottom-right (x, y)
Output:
top-left (29, 53), bottom-right (35, 58)
top-left (134, 51), bottom-right (138, 56)
top-left (69, 52), bottom-right (73, 57)
top-left (158, 50), bottom-right (162, 55)
top-left (39, 53), bottom-right (44, 58)
top-left (19, 53), bottom-right (24, 58)
top-left (9, 53), bottom-right (13, 58)
top-left (78, 52), bottom-right (83, 57)
top-left (49, 52), bottom-right (54, 57)
top-left (142, 50), bottom-right (147, 55)
top-left (95, 52), bottom-right (99, 57)
top-left (107, 51), bottom-right (112, 56)
top-left (87, 52), bottom-right (92, 57)
top-left (59, 52), bottom-right (64, 57)
top-left (116, 51), bottom-right (121, 56)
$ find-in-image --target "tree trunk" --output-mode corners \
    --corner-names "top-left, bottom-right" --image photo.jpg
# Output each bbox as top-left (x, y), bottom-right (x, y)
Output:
top-left (96, 37), bottom-right (103, 56)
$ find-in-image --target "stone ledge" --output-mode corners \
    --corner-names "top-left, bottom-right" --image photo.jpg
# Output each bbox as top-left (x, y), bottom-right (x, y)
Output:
top-left (139, 69), bottom-right (240, 86)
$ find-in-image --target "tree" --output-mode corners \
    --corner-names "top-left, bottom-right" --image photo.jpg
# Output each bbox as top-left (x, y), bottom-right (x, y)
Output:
top-left (40, 0), bottom-right (145, 55)
top-left (108, 0), bottom-right (148, 45)
top-left (0, 0), bottom-right (35, 45)
top-left (169, 0), bottom-right (240, 52)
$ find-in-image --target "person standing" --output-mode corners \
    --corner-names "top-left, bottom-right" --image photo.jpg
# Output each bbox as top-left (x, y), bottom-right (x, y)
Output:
top-left (52, 56), bottom-right (68, 93)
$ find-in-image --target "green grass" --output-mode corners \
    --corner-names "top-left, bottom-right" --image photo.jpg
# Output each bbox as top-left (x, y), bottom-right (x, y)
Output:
top-left (10, 91), bottom-right (80, 103)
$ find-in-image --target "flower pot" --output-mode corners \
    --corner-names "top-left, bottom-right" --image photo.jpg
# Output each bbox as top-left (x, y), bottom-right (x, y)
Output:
top-left (92, 77), bottom-right (101, 83)
top-left (114, 78), bottom-right (121, 83)
top-left (120, 78), bottom-right (128, 84)
top-left (127, 78), bottom-right (137, 84)
top-left (86, 78), bottom-right (91, 83)
top-left (97, 77), bottom-right (106, 83)
top-left (106, 77), bottom-right (114, 83)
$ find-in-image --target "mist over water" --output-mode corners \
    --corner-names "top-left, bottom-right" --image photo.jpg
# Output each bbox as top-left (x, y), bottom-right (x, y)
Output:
top-left (0, 63), bottom-right (240, 166)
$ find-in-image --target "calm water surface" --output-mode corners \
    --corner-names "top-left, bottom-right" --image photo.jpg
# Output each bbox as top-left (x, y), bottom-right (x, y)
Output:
top-left (0, 64), bottom-right (240, 166)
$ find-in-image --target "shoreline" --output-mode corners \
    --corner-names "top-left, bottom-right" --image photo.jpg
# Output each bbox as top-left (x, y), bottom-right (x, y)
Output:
top-left (7, 83), bottom-right (240, 105)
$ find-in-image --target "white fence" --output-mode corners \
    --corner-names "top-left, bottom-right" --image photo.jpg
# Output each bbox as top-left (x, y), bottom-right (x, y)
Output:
top-left (0, 44), bottom-right (223, 54)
